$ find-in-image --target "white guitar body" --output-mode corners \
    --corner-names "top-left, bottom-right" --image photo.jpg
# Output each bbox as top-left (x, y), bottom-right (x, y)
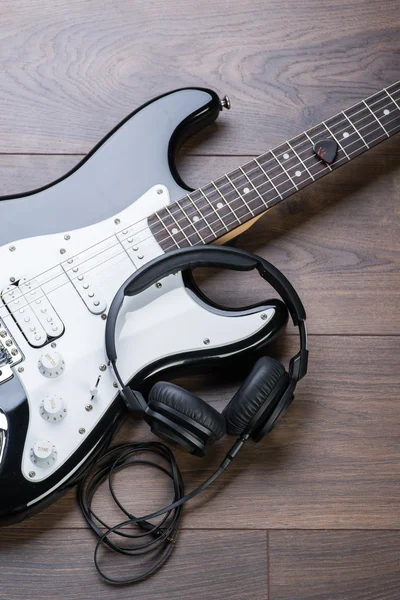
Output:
top-left (0, 88), bottom-right (287, 524)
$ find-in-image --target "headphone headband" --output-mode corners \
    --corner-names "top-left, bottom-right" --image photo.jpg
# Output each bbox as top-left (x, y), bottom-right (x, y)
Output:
top-left (105, 246), bottom-right (307, 365)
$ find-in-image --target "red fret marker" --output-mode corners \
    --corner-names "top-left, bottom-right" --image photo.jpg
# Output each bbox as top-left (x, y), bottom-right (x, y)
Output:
top-left (313, 139), bottom-right (338, 164)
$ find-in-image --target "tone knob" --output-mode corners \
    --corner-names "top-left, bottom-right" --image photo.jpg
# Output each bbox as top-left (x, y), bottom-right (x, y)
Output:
top-left (38, 350), bottom-right (65, 378)
top-left (40, 394), bottom-right (67, 422)
top-left (30, 440), bottom-right (57, 468)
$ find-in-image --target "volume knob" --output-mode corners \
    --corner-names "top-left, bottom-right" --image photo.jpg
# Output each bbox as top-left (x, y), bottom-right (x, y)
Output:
top-left (40, 394), bottom-right (67, 422)
top-left (38, 350), bottom-right (65, 378)
top-left (30, 440), bottom-right (57, 468)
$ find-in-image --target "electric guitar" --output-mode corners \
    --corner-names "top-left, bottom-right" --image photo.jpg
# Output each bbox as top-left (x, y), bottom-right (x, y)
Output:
top-left (0, 83), bottom-right (399, 525)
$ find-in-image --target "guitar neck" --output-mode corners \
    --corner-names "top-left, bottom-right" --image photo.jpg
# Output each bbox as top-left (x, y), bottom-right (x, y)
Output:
top-left (149, 81), bottom-right (400, 251)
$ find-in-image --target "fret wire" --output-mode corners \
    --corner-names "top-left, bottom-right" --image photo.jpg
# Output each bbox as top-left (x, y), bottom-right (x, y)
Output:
top-left (322, 121), bottom-right (350, 159)
top-left (175, 200), bottom-right (202, 244)
top-left (362, 100), bottom-right (389, 137)
top-left (185, 196), bottom-right (207, 242)
top-left (165, 206), bottom-right (191, 245)
top-left (188, 194), bottom-right (218, 239)
top-left (346, 107), bottom-right (387, 147)
top-left (239, 166), bottom-right (269, 209)
top-left (198, 188), bottom-right (229, 231)
top-left (341, 111), bottom-right (369, 149)
top-left (286, 140), bottom-right (315, 180)
top-left (254, 158), bottom-right (283, 199)
top-left (269, 150), bottom-right (299, 190)
top-left (155, 212), bottom-right (179, 248)
top-left (384, 88), bottom-right (400, 112)
top-left (303, 131), bottom-right (332, 171)
top-left (225, 174), bottom-right (255, 216)
top-left (241, 162), bottom-right (281, 204)
top-left (202, 183), bottom-right (241, 227)
top-left (211, 181), bottom-right (241, 223)
top-left (286, 134), bottom-right (325, 180)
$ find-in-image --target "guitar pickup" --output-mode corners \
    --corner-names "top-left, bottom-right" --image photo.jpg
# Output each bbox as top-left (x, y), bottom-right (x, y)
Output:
top-left (61, 258), bottom-right (107, 315)
top-left (1, 280), bottom-right (64, 348)
top-left (71, 278), bottom-right (107, 315)
top-left (19, 279), bottom-right (64, 339)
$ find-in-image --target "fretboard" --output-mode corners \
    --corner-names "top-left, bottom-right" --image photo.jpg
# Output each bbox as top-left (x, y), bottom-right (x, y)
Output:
top-left (148, 81), bottom-right (400, 251)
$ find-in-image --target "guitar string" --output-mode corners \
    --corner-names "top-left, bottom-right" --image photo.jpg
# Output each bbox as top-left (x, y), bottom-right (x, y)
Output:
top-left (1, 111), bottom-right (399, 324)
top-left (2, 104), bottom-right (399, 318)
top-left (2, 84), bottom-right (400, 299)
top-left (3, 98), bottom-right (400, 316)
top-left (9, 88), bottom-right (400, 287)
top-left (67, 87), bottom-right (400, 252)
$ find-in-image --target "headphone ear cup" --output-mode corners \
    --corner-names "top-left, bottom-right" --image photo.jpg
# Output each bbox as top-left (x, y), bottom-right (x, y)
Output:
top-left (145, 382), bottom-right (226, 456)
top-left (222, 356), bottom-right (289, 438)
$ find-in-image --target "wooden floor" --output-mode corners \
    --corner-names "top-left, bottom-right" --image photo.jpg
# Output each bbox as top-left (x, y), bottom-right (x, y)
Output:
top-left (1, 1), bottom-right (400, 598)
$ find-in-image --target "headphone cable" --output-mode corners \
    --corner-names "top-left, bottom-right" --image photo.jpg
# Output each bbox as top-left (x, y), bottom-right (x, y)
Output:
top-left (77, 437), bottom-right (246, 585)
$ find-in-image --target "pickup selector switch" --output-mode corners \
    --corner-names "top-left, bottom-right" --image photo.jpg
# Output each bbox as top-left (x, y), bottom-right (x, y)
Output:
top-left (30, 440), bottom-right (57, 468)
top-left (40, 394), bottom-right (66, 422)
top-left (38, 350), bottom-right (65, 378)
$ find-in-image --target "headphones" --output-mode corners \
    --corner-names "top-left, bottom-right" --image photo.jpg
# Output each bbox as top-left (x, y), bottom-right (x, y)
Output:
top-left (79, 245), bottom-right (308, 585)
top-left (105, 245), bottom-right (308, 456)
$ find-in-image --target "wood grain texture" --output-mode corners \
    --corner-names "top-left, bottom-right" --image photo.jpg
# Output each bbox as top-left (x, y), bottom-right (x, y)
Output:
top-left (0, 0), bottom-right (398, 154)
top-left (5, 335), bottom-right (399, 531)
top-left (0, 528), bottom-right (267, 599)
top-left (0, 0), bottom-right (399, 597)
top-left (270, 531), bottom-right (400, 600)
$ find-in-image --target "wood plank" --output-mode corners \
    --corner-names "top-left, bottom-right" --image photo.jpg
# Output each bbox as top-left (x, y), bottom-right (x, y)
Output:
top-left (6, 335), bottom-right (399, 531)
top-left (0, 146), bottom-right (399, 334)
top-left (269, 530), bottom-right (400, 600)
top-left (0, 0), bottom-right (398, 153)
top-left (0, 528), bottom-right (267, 600)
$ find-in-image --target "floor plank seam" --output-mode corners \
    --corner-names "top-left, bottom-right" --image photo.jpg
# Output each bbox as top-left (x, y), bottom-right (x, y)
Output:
top-left (8, 526), bottom-right (400, 532)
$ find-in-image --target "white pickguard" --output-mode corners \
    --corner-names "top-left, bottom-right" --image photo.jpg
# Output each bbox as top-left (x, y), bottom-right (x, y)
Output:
top-left (0, 186), bottom-right (275, 484)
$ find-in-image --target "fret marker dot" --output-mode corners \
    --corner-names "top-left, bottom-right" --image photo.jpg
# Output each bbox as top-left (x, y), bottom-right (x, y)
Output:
top-left (383, 109), bottom-right (390, 116)
top-left (283, 153), bottom-right (290, 160)
top-left (193, 215), bottom-right (200, 222)
top-left (295, 170), bottom-right (302, 177)
top-left (243, 187), bottom-right (250, 194)
top-left (343, 131), bottom-right (350, 139)
top-left (217, 202), bottom-right (224, 209)
top-left (171, 228), bottom-right (178, 235)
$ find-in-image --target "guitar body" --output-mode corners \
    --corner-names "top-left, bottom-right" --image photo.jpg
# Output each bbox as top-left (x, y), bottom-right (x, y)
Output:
top-left (0, 88), bottom-right (287, 525)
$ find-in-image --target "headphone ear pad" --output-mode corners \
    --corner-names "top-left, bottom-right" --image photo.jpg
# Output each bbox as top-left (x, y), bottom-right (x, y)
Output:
top-left (148, 382), bottom-right (226, 441)
top-left (222, 356), bottom-right (289, 437)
